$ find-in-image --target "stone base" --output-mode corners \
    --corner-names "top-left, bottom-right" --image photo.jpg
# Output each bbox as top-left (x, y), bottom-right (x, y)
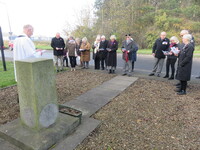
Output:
top-left (0, 113), bottom-right (81, 150)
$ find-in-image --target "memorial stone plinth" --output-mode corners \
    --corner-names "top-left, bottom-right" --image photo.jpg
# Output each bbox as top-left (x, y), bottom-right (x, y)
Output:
top-left (15, 58), bottom-right (58, 130)
top-left (0, 58), bottom-right (81, 150)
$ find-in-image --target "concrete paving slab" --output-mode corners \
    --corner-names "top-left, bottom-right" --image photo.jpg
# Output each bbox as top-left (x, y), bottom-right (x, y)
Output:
top-left (0, 113), bottom-right (80, 150)
top-left (0, 138), bottom-right (21, 150)
top-left (64, 100), bottom-right (100, 118)
top-left (64, 76), bottom-right (138, 118)
top-left (52, 117), bottom-right (101, 150)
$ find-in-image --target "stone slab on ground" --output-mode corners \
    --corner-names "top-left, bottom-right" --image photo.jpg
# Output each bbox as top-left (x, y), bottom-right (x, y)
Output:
top-left (64, 76), bottom-right (138, 118)
top-left (52, 117), bottom-right (101, 150)
top-left (0, 138), bottom-right (21, 150)
top-left (0, 113), bottom-right (80, 150)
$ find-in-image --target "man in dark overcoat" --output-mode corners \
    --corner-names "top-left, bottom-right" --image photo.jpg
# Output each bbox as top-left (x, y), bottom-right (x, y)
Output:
top-left (149, 32), bottom-right (170, 77)
top-left (121, 34), bottom-right (137, 76)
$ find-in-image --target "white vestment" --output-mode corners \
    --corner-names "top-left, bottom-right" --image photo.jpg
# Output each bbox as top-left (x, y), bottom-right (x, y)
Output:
top-left (13, 35), bottom-right (36, 81)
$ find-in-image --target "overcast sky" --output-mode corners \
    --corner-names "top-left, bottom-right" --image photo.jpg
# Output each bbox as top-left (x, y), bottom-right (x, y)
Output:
top-left (0, 0), bottom-right (95, 37)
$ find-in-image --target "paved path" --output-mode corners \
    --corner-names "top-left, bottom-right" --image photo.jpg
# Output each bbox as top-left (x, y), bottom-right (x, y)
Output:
top-left (52, 75), bottom-right (138, 150)
top-left (1, 49), bottom-right (200, 78)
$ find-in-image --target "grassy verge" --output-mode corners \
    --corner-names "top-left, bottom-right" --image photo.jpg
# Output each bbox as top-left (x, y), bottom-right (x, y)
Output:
top-left (0, 61), bottom-right (16, 88)
top-left (0, 60), bottom-right (69, 88)
top-left (34, 41), bottom-right (52, 50)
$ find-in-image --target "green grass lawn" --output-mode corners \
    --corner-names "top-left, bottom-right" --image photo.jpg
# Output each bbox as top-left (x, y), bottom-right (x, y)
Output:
top-left (0, 60), bottom-right (69, 88)
top-left (0, 61), bottom-right (16, 88)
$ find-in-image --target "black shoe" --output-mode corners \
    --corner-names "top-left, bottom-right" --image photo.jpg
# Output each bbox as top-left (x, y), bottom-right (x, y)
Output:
top-left (149, 73), bottom-right (155, 76)
top-left (56, 70), bottom-right (59, 73)
top-left (109, 69), bottom-right (112, 74)
top-left (168, 77), bottom-right (174, 80)
top-left (122, 73), bottom-right (127, 76)
top-left (174, 88), bottom-right (181, 92)
top-left (177, 90), bottom-right (186, 95)
top-left (196, 76), bottom-right (200, 79)
top-left (175, 83), bottom-right (181, 86)
top-left (163, 75), bottom-right (169, 78)
top-left (156, 74), bottom-right (160, 77)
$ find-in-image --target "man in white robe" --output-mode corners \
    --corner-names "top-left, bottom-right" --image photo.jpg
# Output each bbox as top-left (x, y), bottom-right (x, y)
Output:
top-left (13, 24), bottom-right (36, 81)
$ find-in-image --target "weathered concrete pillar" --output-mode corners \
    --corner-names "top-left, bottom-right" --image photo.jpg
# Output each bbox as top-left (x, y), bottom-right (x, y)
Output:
top-left (15, 58), bottom-right (58, 131)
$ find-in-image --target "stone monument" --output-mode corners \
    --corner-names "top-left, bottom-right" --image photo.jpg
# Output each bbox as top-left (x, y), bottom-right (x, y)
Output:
top-left (0, 58), bottom-right (81, 150)
top-left (16, 58), bottom-right (58, 130)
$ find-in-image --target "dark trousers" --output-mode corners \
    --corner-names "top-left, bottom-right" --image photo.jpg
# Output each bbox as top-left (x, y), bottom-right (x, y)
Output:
top-left (63, 56), bottom-right (68, 67)
top-left (166, 58), bottom-right (177, 77)
top-left (94, 57), bottom-right (100, 70)
top-left (100, 58), bottom-right (106, 69)
top-left (180, 80), bottom-right (187, 91)
top-left (132, 61), bottom-right (135, 71)
top-left (69, 56), bottom-right (76, 68)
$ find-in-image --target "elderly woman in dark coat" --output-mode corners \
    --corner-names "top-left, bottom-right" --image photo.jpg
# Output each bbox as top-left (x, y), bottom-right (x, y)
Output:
top-left (163, 36), bottom-right (180, 80)
top-left (176, 34), bottom-right (194, 95)
top-left (106, 35), bottom-right (118, 74)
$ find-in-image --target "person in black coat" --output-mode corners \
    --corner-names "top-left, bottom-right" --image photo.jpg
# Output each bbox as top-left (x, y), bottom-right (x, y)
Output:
top-left (51, 33), bottom-right (65, 72)
top-left (175, 30), bottom-right (195, 87)
top-left (175, 34), bottom-right (194, 95)
top-left (121, 34), bottom-right (136, 76)
top-left (149, 32), bottom-right (170, 77)
top-left (99, 35), bottom-right (109, 70)
top-left (163, 36), bottom-right (180, 80)
top-left (92, 36), bottom-right (101, 70)
top-left (131, 38), bottom-right (139, 72)
top-left (106, 35), bottom-right (118, 74)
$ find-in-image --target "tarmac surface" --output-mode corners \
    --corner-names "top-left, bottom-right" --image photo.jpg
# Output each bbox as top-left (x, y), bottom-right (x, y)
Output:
top-left (1, 49), bottom-right (200, 78)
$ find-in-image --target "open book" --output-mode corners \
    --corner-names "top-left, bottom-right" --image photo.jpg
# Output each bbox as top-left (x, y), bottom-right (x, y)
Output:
top-left (171, 47), bottom-right (180, 55)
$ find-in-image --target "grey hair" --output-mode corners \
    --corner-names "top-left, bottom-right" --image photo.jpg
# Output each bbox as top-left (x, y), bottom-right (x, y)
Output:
top-left (180, 30), bottom-right (189, 35)
top-left (183, 34), bottom-right (192, 42)
top-left (75, 38), bottom-right (80, 42)
top-left (160, 32), bottom-right (167, 35)
top-left (96, 35), bottom-right (101, 41)
top-left (23, 24), bottom-right (33, 30)
top-left (170, 36), bottom-right (179, 44)
top-left (101, 35), bottom-right (106, 39)
top-left (110, 35), bottom-right (116, 40)
top-left (82, 37), bottom-right (88, 42)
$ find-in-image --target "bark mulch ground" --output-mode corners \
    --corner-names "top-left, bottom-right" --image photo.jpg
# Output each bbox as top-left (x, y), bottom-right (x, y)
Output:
top-left (0, 70), bottom-right (115, 125)
top-left (76, 78), bottom-right (200, 150)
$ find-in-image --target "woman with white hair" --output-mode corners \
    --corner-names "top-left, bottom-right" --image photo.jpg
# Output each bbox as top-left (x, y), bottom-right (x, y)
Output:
top-left (175, 34), bottom-right (194, 95)
top-left (92, 35), bottom-right (101, 69)
top-left (99, 35), bottom-right (109, 70)
top-left (80, 37), bottom-right (91, 69)
top-left (163, 36), bottom-right (180, 80)
top-left (106, 35), bottom-right (118, 74)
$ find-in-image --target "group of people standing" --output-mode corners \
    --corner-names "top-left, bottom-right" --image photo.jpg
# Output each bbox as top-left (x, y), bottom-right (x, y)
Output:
top-left (13, 24), bottom-right (197, 96)
top-left (51, 33), bottom-right (139, 76)
top-left (149, 30), bottom-right (195, 95)
top-left (51, 33), bottom-right (91, 72)
top-left (92, 34), bottom-right (138, 75)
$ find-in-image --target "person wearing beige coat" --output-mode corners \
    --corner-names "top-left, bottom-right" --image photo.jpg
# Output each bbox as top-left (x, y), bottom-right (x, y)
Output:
top-left (80, 37), bottom-right (91, 69)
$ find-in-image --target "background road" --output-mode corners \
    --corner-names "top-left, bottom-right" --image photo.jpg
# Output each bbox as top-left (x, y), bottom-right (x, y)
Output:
top-left (1, 49), bottom-right (200, 79)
